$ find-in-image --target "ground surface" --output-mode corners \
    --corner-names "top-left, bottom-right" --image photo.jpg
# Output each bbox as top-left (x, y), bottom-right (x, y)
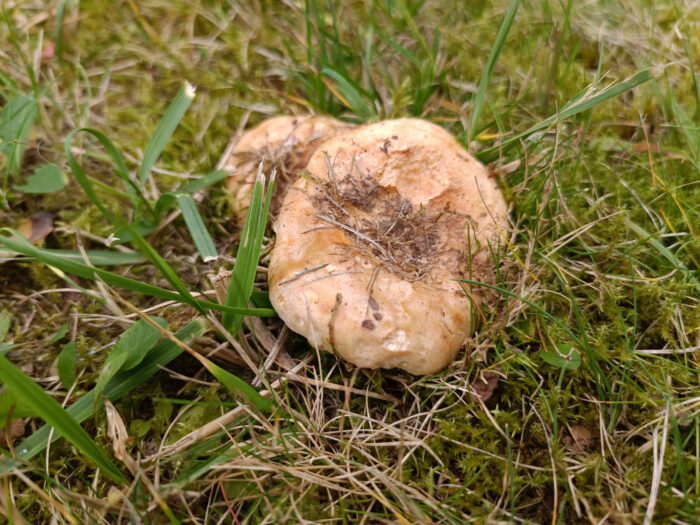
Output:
top-left (0, 0), bottom-right (698, 523)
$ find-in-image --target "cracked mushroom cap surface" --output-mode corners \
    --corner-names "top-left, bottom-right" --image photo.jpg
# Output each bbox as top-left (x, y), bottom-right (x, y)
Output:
top-left (268, 118), bottom-right (508, 375)
top-left (223, 115), bottom-right (354, 219)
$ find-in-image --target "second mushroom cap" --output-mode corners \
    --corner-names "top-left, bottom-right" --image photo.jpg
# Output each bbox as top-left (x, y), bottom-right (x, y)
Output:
top-left (222, 115), bottom-right (353, 220)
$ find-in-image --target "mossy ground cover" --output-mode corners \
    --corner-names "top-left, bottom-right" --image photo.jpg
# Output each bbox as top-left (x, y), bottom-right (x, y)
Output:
top-left (0, 0), bottom-right (698, 523)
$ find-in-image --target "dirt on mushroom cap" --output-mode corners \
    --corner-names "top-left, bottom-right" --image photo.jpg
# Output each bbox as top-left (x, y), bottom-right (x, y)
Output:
top-left (268, 118), bottom-right (509, 375)
top-left (222, 115), bottom-right (354, 220)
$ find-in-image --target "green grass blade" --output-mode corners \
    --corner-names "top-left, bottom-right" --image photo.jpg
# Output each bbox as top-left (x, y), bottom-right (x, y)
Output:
top-left (0, 385), bottom-right (38, 420)
top-left (468, 0), bottom-right (523, 143)
top-left (1, 247), bottom-right (146, 266)
top-left (625, 218), bottom-right (699, 290)
top-left (478, 69), bottom-right (652, 162)
top-left (0, 355), bottom-right (126, 483)
top-left (62, 131), bottom-right (216, 312)
top-left (179, 169), bottom-right (228, 193)
top-left (222, 169), bottom-right (275, 335)
top-left (0, 309), bottom-right (10, 342)
top-left (0, 95), bottom-right (37, 180)
top-left (121, 222), bottom-right (205, 314)
top-left (65, 128), bottom-right (153, 220)
top-left (459, 279), bottom-right (586, 351)
top-left (44, 249), bottom-right (145, 266)
top-left (199, 356), bottom-right (272, 413)
top-left (137, 83), bottom-right (195, 189)
top-left (93, 317), bottom-right (167, 412)
top-left (0, 231), bottom-right (275, 317)
top-left (670, 95), bottom-right (700, 163)
top-left (154, 169), bottom-right (227, 218)
top-left (320, 68), bottom-right (374, 120)
top-left (376, 30), bottom-right (421, 68)
top-left (176, 194), bottom-right (218, 263)
top-left (55, 0), bottom-right (66, 61)
top-left (57, 341), bottom-right (77, 390)
top-left (16, 319), bottom-right (208, 461)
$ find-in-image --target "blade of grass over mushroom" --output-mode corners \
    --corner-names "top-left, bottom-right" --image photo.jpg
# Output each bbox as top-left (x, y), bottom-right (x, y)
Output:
top-left (477, 69), bottom-right (653, 162)
top-left (137, 82), bottom-right (196, 189)
top-left (16, 318), bottom-right (208, 461)
top-left (0, 231), bottom-right (274, 317)
top-left (176, 194), bottom-right (218, 263)
top-left (222, 168), bottom-right (275, 335)
top-left (0, 355), bottom-right (126, 483)
top-left (468, 0), bottom-right (523, 143)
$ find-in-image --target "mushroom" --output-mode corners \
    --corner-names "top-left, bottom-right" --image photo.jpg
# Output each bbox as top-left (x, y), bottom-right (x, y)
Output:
top-left (222, 115), bottom-right (354, 219)
top-left (267, 118), bottom-right (508, 375)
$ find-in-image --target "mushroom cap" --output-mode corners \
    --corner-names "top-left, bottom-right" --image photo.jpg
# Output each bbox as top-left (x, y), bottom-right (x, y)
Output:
top-left (268, 118), bottom-right (508, 375)
top-left (223, 115), bottom-right (354, 218)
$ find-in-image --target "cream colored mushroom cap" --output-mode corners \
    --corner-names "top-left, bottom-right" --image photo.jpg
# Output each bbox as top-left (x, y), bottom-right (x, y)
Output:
top-left (223, 115), bottom-right (353, 218)
top-left (268, 118), bottom-right (508, 375)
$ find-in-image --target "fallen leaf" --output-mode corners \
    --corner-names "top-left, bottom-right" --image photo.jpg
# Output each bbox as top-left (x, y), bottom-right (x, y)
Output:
top-left (61, 289), bottom-right (82, 314)
top-left (564, 424), bottom-right (595, 454)
top-left (633, 143), bottom-right (660, 153)
top-left (0, 419), bottom-right (25, 444)
top-left (471, 369), bottom-right (499, 402)
top-left (41, 40), bottom-right (55, 59)
top-left (16, 212), bottom-right (56, 243)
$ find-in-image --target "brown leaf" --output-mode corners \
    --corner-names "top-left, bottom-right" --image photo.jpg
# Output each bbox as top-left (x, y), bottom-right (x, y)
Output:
top-left (633, 143), bottom-right (660, 153)
top-left (0, 419), bottom-right (26, 444)
top-left (41, 40), bottom-right (55, 59)
top-left (471, 369), bottom-right (499, 402)
top-left (16, 212), bottom-right (56, 244)
top-left (564, 424), bottom-right (595, 455)
top-left (62, 289), bottom-right (82, 314)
